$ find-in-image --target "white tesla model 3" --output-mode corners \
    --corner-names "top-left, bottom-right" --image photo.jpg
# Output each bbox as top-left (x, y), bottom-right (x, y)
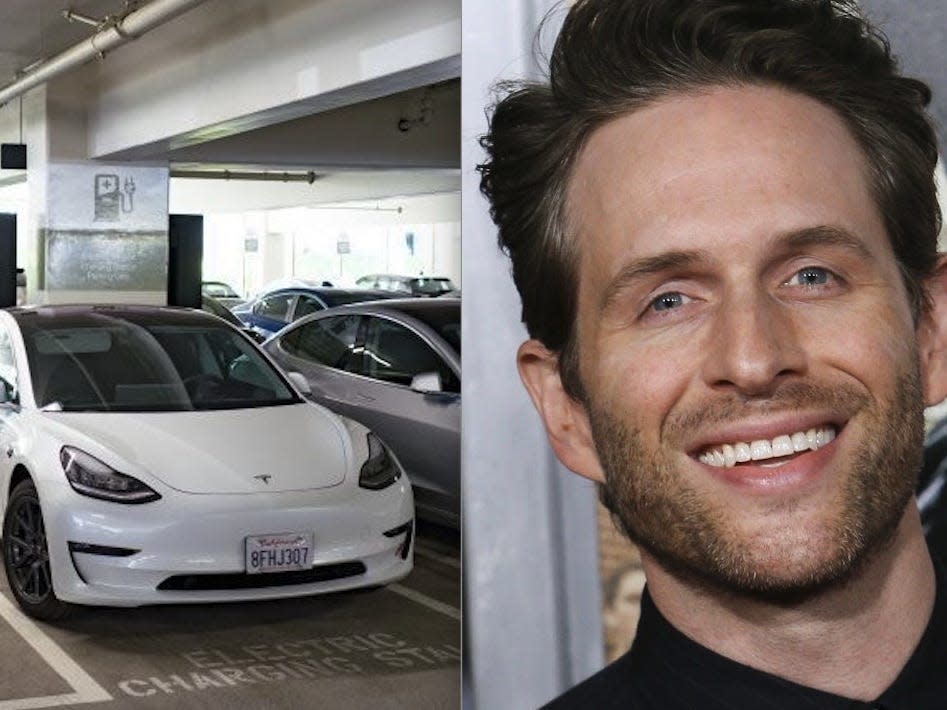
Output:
top-left (0, 305), bottom-right (414, 620)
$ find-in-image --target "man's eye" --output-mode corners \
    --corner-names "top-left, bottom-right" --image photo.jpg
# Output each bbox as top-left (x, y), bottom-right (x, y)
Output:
top-left (786, 266), bottom-right (832, 287)
top-left (649, 292), bottom-right (688, 312)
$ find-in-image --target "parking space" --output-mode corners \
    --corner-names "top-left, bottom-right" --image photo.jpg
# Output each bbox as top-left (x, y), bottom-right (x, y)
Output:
top-left (0, 522), bottom-right (459, 710)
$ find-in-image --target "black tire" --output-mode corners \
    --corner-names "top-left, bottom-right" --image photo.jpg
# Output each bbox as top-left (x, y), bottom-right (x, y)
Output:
top-left (2, 480), bottom-right (72, 621)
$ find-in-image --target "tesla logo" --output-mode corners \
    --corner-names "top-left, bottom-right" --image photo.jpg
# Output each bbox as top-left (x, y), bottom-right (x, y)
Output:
top-left (254, 475), bottom-right (272, 484)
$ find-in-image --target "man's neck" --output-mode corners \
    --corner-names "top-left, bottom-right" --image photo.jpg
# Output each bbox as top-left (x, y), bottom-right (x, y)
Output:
top-left (642, 507), bottom-right (936, 701)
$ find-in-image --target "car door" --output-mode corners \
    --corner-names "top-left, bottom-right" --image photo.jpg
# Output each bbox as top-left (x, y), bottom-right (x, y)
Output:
top-left (270, 313), bottom-right (366, 410)
top-left (350, 315), bottom-right (460, 525)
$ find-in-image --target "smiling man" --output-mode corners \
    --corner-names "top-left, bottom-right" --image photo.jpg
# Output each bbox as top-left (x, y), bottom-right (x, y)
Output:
top-left (479, 0), bottom-right (947, 707)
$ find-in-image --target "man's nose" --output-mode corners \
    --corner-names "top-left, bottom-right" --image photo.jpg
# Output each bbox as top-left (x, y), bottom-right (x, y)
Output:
top-left (700, 291), bottom-right (807, 397)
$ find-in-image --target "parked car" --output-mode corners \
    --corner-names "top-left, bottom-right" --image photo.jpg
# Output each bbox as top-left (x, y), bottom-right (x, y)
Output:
top-left (200, 280), bottom-right (245, 309)
top-left (0, 305), bottom-right (413, 619)
top-left (201, 294), bottom-right (265, 343)
top-left (356, 274), bottom-right (457, 298)
top-left (232, 286), bottom-right (400, 338)
top-left (264, 298), bottom-right (460, 528)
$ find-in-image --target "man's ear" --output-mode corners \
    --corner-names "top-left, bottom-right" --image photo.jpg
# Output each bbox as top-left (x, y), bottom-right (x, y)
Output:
top-left (517, 339), bottom-right (606, 483)
top-left (919, 255), bottom-right (947, 406)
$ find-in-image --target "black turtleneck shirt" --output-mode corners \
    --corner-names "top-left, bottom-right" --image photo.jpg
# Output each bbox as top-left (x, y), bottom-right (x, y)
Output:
top-left (544, 560), bottom-right (947, 709)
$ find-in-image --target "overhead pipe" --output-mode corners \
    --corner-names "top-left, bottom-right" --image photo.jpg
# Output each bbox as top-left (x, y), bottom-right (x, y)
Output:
top-left (170, 169), bottom-right (322, 184)
top-left (0, 0), bottom-right (209, 107)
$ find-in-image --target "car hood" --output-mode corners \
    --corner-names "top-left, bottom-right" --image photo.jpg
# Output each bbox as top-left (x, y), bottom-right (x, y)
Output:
top-left (41, 403), bottom-right (349, 494)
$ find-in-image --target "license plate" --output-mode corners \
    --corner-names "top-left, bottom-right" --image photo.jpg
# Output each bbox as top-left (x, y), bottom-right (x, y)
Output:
top-left (245, 533), bottom-right (313, 574)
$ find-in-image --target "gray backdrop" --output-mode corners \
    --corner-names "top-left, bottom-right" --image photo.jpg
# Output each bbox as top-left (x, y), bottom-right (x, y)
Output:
top-left (861, 1), bottom-right (947, 151)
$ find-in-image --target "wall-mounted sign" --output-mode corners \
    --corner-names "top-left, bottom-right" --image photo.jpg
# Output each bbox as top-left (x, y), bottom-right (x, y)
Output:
top-left (45, 162), bottom-right (169, 293)
top-left (49, 162), bottom-right (167, 231)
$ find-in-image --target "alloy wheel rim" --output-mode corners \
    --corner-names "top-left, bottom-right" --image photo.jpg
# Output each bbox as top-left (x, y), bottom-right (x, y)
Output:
top-left (5, 495), bottom-right (52, 604)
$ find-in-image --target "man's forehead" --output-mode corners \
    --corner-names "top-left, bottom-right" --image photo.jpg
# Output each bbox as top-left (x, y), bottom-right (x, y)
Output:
top-left (564, 84), bottom-right (875, 263)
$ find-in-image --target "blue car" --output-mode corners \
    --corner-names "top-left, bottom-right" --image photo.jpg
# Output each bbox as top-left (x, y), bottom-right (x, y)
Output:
top-left (232, 286), bottom-right (399, 337)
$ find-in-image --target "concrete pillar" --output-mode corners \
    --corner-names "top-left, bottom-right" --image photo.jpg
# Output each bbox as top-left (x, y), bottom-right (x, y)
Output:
top-left (22, 82), bottom-right (170, 306)
top-left (432, 221), bottom-right (461, 286)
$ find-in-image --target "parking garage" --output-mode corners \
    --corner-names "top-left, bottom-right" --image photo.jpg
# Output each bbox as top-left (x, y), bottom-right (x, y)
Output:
top-left (0, 1), bottom-right (459, 708)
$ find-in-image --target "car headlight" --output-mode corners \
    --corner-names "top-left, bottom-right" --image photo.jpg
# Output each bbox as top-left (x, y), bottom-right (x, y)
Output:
top-left (359, 433), bottom-right (401, 490)
top-left (60, 446), bottom-right (161, 504)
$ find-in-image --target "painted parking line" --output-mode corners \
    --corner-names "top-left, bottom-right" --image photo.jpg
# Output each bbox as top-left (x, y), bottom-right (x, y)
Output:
top-left (389, 584), bottom-right (461, 620)
top-left (0, 594), bottom-right (112, 709)
top-left (414, 544), bottom-right (460, 570)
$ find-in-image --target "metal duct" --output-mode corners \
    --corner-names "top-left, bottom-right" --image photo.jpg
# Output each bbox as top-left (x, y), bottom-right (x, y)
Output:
top-left (0, 0), bottom-right (209, 107)
top-left (169, 169), bottom-right (322, 183)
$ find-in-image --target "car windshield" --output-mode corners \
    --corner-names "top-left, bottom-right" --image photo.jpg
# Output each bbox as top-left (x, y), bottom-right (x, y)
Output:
top-left (24, 320), bottom-right (298, 412)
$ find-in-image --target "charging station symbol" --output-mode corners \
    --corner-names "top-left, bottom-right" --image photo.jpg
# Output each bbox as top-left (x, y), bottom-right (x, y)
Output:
top-left (94, 174), bottom-right (136, 222)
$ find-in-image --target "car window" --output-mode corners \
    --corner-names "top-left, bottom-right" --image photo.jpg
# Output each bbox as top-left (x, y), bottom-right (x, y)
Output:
top-left (293, 295), bottom-right (325, 320)
top-left (279, 315), bottom-right (362, 371)
top-left (360, 317), bottom-right (459, 393)
top-left (253, 293), bottom-right (294, 320)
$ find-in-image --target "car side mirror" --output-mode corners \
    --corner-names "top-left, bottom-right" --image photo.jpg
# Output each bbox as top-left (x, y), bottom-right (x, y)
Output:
top-left (411, 371), bottom-right (442, 394)
top-left (286, 371), bottom-right (312, 396)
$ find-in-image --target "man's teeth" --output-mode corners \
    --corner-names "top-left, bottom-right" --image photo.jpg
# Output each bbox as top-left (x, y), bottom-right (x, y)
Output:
top-left (698, 426), bottom-right (836, 468)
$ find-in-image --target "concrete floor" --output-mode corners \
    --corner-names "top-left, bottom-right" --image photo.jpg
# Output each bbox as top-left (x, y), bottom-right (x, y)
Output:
top-left (0, 522), bottom-right (460, 710)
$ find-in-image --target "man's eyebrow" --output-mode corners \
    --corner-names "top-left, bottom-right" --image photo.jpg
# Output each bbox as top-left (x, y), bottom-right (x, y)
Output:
top-left (775, 225), bottom-right (875, 261)
top-left (599, 249), bottom-right (708, 313)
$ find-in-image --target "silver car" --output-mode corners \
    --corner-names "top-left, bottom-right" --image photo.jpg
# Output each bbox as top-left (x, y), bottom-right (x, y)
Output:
top-left (264, 298), bottom-right (460, 528)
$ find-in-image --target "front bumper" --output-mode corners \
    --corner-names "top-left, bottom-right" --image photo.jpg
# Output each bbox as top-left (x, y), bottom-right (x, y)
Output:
top-left (44, 479), bottom-right (413, 606)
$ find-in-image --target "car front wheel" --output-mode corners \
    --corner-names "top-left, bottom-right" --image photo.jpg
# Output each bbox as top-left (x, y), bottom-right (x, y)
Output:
top-left (3, 480), bottom-right (71, 620)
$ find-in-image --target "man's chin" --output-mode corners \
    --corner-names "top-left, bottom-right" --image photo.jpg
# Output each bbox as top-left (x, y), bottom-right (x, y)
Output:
top-left (638, 518), bottom-right (901, 606)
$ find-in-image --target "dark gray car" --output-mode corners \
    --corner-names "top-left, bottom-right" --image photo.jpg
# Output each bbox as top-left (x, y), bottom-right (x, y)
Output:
top-left (264, 298), bottom-right (460, 528)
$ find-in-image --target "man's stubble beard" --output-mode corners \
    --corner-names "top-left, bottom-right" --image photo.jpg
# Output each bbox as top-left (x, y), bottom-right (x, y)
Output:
top-left (590, 369), bottom-right (924, 604)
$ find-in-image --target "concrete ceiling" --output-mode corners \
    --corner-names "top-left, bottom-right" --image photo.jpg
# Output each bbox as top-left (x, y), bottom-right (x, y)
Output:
top-left (161, 77), bottom-right (460, 209)
top-left (0, 1), bottom-right (126, 86)
top-left (0, 0), bottom-right (460, 208)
